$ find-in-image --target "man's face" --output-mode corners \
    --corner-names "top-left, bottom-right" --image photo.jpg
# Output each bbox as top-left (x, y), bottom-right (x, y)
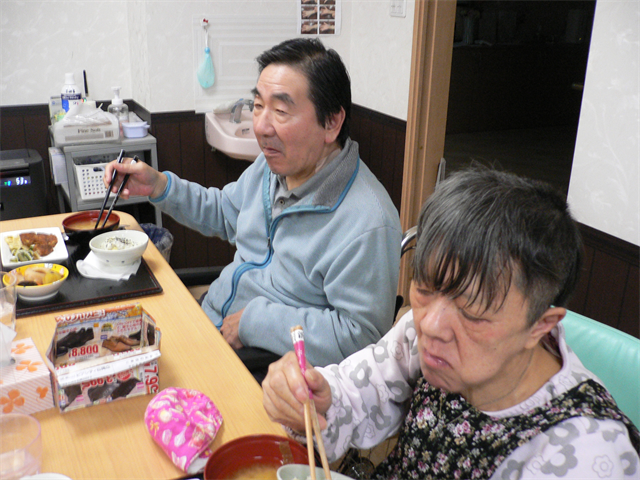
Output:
top-left (253, 64), bottom-right (342, 189)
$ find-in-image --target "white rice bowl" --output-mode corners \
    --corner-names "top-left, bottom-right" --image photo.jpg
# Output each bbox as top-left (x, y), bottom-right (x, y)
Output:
top-left (89, 230), bottom-right (149, 266)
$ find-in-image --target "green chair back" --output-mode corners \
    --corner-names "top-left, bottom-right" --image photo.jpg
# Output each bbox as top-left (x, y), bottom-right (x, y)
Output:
top-left (562, 310), bottom-right (640, 427)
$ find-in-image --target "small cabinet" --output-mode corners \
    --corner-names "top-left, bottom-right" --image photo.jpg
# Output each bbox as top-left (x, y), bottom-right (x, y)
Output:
top-left (51, 134), bottom-right (162, 227)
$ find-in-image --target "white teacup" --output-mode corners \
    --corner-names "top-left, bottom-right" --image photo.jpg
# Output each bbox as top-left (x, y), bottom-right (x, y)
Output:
top-left (277, 464), bottom-right (354, 480)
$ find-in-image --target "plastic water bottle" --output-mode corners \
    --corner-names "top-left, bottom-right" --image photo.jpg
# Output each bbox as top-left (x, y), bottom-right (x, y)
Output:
top-left (61, 73), bottom-right (82, 112)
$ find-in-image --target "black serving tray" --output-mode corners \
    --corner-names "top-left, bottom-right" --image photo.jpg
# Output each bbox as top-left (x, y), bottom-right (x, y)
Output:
top-left (16, 237), bottom-right (163, 318)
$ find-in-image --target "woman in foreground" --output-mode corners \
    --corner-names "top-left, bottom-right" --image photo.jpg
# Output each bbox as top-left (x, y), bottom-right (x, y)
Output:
top-left (263, 169), bottom-right (639, 479)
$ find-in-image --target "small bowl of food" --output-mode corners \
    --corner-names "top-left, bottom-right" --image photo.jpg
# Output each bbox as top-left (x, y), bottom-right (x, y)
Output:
top-left (62, 211), bottom-right (120, 244)
top-left (4, 263), bottom-right (69, 302)
top-left (89, 230), bottom-right (149, 266)
top-left (204, 434), bottom-right (310, 480)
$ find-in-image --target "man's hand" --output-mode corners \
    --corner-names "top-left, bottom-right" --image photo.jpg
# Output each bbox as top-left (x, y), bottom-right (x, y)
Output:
top-left (103, 157), bottom-right (167, 200)
top-left (221, 308), bottom-right (244, 350)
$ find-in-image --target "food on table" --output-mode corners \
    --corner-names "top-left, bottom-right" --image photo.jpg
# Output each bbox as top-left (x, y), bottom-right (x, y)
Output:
top-left (15, 266), bottom-right (63, 286)
top-left (5, 232), bottom-right (58, 262)
top-left (65, 216), bottom-right (118, 231)
top-left (99, 236), bottom-right (140, 251)
top-left (229, 465), bottom-right (279, 480)
top-left (20, 232), bottom-right (58, 256)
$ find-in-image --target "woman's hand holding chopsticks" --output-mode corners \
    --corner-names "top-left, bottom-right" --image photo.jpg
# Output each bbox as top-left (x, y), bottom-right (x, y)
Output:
top-left (288, 326), bottom-right (332, 480)
top-left (103, 157), bottom-right (167, 200)
top-left (262, 351), bottom-right (331, 433)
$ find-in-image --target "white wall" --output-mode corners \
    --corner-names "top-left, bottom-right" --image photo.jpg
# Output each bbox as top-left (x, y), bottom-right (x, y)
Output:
top-left (568, 0), bottom-right (639, 246)
top-left (0, 0), bottom-right (414, 120)
top-left (0, 1), bottom-right (132, 108)
top-left (349, 1), bottom-right (414, 119)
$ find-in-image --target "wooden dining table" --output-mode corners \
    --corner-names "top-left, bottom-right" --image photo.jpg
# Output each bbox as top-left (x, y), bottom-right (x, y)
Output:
top-left (1, 212), bottom-right (285, 479)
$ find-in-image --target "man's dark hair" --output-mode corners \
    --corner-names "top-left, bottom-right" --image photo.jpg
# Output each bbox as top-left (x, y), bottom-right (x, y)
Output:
top-left (256, 38), bottom-right (351, 147)
top-left (412, 168), bottom-right (583, 326)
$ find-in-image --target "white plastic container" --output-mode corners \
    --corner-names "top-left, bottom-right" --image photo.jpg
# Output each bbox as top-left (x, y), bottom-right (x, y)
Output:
top-left (61, 73), bottom-right (82, 112)
top-left (122, 121), bottom-right (150, 139)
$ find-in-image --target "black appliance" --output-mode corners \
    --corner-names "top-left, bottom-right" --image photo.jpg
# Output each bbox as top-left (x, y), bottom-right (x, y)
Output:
top-left (0, 149), bottom-right (47, 220)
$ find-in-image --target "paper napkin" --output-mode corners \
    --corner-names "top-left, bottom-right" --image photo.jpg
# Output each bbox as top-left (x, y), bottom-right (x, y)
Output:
top-left (76, 252), bottom-right (140, 281)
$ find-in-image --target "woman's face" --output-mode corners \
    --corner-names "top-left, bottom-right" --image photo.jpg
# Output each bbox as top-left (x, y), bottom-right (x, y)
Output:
top-left (410, 279), bottom-right (541, 406)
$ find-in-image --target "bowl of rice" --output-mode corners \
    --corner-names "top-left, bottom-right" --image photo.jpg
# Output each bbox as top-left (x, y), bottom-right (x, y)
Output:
top-left (89, 230), bottom-right (149, 266)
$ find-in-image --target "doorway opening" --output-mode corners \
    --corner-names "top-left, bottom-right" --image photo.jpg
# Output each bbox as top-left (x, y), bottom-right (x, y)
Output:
top-left (443, 0), bottom-right (596, 197)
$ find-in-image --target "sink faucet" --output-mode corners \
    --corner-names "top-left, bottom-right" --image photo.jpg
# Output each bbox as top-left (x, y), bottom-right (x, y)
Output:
top-left (230, 98), bottom-right (254, 123)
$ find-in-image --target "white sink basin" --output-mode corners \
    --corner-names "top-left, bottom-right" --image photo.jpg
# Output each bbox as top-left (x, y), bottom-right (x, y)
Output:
top-left (205, 111), bottom-right (262, 161)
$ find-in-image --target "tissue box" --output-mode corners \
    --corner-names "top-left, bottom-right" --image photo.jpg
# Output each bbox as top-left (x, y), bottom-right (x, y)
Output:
top-left (45, 304), bottom-right (161, 413)
top-left (0, 338), bottom-right (54, 415)
top-left (52, 108), bottom-right (120, 145)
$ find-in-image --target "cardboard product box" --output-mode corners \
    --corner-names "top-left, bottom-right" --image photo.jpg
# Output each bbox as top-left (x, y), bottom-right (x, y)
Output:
top-left (44, 304), bottom-right (161, 413)
top-left (0, 338), bottom-right (54, 415)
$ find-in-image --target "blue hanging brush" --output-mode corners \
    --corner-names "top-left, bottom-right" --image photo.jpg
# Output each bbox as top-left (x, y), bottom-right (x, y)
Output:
top-left (197, 19), bottom-right (215, 89)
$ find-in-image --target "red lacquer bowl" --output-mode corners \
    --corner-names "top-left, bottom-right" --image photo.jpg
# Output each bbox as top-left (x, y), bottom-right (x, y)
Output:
top-left (62, 211), bottom-right (120, 243)
top-left (204, 434), bottom-right (311, 480)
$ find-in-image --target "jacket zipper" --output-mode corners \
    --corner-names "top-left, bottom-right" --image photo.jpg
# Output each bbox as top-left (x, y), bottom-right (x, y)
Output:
top-left (220, 215), bottom-right (281, 318)
top-left (220, 160), bottom-right (360, 319)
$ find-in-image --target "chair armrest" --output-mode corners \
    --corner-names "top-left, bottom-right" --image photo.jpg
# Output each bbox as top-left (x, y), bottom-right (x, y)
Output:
top-left (174, 266), bottom-right (224, 287)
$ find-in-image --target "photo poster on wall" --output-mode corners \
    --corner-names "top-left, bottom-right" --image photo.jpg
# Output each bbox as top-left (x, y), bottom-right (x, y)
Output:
top-left (298, 0), bottom-right (341, 35)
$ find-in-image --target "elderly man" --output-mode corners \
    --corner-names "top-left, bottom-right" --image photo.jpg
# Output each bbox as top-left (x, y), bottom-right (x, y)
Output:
top-left (104, 38), bottom-right (402, 380)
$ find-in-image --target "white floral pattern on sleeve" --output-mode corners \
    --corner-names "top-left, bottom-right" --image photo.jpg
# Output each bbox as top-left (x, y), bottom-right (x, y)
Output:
top-left (315, 310), bottom-right (639, 479)
top-left (318, 311), bottom-right (421, 461)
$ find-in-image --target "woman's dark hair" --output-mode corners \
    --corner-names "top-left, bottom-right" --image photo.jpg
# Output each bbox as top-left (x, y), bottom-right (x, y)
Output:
top-left (412, 168), bottom-right (583, 326)
top-left (256, 38), bottom-right (351, 147)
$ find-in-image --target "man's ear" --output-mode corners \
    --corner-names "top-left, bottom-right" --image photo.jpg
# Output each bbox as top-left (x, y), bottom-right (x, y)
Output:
top-left (526, 307), bottom-right (566, 349)
top-left (324, 107), bottom-right (346, 144)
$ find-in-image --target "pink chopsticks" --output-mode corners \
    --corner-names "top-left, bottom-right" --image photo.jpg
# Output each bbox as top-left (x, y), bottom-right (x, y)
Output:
top-left (290, 326), bottom-right (331, 480)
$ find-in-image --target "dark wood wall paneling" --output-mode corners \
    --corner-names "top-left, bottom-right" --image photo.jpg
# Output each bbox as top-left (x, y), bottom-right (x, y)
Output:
top-left (350, 104), bottom-right (406, 212)
top-left (1, 103), bottom-right (638, 338)
top-left (149, 111), bottom-right (249, 271)
top-left (569, 224), bottom-right (640, 337)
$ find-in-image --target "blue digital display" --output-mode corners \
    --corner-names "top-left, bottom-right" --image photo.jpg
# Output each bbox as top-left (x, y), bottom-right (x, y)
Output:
top-left (1, 176), bottom-right (31, 187)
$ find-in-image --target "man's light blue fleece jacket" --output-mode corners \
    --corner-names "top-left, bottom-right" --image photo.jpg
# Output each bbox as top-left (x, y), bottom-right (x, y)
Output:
top-left (151, 139), bottom-right (402, 366)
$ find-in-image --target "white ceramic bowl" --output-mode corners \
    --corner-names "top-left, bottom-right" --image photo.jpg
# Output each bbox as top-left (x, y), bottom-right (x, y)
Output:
top-left (89, 230), bottom-right (149, 266)
top-left (4, 264), bottom-right (69, 302)
top-left (277, 465), bottom-right (354, 480)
